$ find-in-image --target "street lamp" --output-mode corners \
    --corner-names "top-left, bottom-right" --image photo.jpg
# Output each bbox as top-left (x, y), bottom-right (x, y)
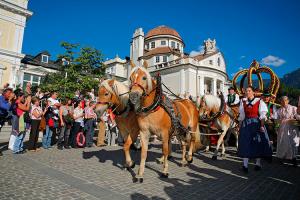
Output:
top-left (62, 58), bottom-right (68, 94)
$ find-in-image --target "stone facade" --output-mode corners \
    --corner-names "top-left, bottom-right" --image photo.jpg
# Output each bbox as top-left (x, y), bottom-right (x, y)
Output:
top-left (0, 0), bottom-right (32, 88)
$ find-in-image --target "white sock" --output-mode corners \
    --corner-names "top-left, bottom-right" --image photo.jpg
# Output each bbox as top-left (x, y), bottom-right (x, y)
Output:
top-left (256, 158), bottom-right (261, 166)
top-left (243, 158), bottom-right (249, 168)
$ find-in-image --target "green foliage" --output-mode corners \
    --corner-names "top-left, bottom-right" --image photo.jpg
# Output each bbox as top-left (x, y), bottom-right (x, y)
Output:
top-left (277, 83), bottom-right (300, 106)
top-left (39, 42), bottom-right (105, 98)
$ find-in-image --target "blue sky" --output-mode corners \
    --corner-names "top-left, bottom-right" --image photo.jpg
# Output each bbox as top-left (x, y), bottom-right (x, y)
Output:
top-left (23, 0), bottom-right (300, 78)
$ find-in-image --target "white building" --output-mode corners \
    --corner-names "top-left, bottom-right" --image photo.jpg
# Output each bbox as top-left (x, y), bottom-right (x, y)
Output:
top-left (20, 51), bottom-right (60, 90)
top-left (105, 25), bottom-right (230, 97)
top-left (0, 0), bottom-right (32, 88)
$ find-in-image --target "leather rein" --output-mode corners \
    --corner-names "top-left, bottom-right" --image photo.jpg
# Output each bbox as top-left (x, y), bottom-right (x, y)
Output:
top-left (130, 73), bottom-right (162, 114)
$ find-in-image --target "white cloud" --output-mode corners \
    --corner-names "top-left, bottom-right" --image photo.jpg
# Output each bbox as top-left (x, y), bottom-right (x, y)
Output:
top-left (189, 45), bottom-right (205, 56)
top-left (240, 55), bottom-right (246, 59)
top-left (261, 55), bottom-right (285, 67)
top-left (238, 66), bottom-right (243, 70)
top-left (230, 73), bottom-right (235, 77)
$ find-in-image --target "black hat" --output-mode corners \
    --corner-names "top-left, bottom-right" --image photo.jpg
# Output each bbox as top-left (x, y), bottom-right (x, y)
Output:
top-left (262, 89), bottom-right (271, 97)
top-left (228, 86), bottom-right (235, 90)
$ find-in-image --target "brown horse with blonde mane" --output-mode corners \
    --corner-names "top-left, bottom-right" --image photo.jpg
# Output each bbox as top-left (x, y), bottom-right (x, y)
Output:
top-left (199, 94), bottom-right (238, 160)
top-left (95, 79), bottom-right (139, 169)
top-left (128, 63), bottom-right (201, 181)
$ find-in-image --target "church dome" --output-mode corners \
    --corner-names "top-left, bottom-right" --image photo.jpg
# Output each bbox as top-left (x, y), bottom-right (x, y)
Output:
top-left (145, 25), bottom-right (183, 41)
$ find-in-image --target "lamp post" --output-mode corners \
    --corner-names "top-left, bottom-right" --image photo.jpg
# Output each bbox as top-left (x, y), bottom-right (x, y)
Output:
top-left (62, 58), bottom-right (68, 95)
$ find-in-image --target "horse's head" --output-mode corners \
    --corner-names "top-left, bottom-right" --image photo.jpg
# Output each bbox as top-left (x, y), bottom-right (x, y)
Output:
top-left (198, 95), bottom-right (220, 119)
top-left (128, 66), bottom-right (153, 111)
top-left (95, 79), bottom-right (129, 117)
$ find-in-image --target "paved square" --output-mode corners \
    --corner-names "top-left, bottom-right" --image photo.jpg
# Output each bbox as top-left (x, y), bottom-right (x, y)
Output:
top-left (0, 133), bottom-right (299, 200)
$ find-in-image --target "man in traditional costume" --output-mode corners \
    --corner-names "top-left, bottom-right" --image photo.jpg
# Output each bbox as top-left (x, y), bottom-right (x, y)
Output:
top-left (276, 96), bottom-right (300, 167)
top-left (238, 86), bottom-right (272, 173)
top-left (225, 87), bottom-right (240, 118)
top-left (262, 90), bottom-right (278, 149)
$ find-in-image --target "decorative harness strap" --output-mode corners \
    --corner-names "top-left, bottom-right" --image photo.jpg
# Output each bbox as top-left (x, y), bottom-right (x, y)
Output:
top-left (135, 73), bottom-right (189, 139)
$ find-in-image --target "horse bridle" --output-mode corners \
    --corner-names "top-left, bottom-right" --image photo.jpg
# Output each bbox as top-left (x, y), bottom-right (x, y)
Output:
top-left (97, 86), bottom-right (129, 116)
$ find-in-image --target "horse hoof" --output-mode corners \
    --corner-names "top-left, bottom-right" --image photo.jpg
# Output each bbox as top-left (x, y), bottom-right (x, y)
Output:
top-left (187, 157), bottom-right (193, 164)
top-left (167, 155), bottom-right (173, 160)
top-left (212, 155), bottom-right (217, 160)
top-left (161, 173), bottom-right (169, 178)
top-left (156, 159), bottom-right (164, 165)
top-left (133, 176), bottom-right (143, 183)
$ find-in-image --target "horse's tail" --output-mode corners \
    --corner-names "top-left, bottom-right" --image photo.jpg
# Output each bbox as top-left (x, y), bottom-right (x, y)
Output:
top-left (193, 123), bottom-right (203, 152)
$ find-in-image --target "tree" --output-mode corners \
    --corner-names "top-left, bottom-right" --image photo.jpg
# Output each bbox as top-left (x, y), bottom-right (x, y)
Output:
top-left (39, 42), bottom-right (105, 98)
top-left (277, 83), bottom-right (300, 106)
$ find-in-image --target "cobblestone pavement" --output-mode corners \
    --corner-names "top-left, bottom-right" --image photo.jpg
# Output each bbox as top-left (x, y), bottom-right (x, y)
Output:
top-left (0, 132), bottom-right (300, 200)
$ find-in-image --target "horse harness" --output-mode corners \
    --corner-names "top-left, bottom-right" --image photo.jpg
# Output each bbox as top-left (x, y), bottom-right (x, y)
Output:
top-left (199, 94), bottom-right (238, 133)
top-left (132, 73), bottom-right (190, 140)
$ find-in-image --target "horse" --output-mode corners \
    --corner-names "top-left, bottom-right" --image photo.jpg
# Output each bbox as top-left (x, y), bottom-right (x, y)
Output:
top-left (95, 79), bottom-right (139, 170)
top-left (198, 94), bottom-right (238, 160)
top-left (128, 65), bottom-right (202, 181)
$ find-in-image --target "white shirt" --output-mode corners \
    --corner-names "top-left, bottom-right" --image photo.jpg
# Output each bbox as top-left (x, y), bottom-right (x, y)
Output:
top-left (47, 97), bottom-right (59, 107)
top-left (238, 97), bottom-right (268, 121)
top-left (225, 93), bottom-right (240, 105)
top-left (73, 107), bottom-right (84, 123)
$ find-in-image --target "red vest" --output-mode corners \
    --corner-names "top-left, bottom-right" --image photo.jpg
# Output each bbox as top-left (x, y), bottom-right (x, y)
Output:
top-left (243, 99), bottom-right (260, 118)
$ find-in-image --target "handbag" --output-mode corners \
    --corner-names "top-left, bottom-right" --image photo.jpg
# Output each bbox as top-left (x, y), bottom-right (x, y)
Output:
top-left (48, 118), bottom-right (54, 128)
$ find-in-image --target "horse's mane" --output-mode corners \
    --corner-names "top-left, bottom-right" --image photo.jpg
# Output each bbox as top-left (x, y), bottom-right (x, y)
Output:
top-left (100, 80), bottom-right (129, 107)
top-left (202, 94), bottom-right (221, 110)
top-left (129, 67), bottom-right (153, 91)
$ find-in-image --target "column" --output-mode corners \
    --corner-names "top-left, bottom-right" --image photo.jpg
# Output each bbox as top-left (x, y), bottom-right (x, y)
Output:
top-left (180, 69), bottom-right (185, 96)
top-left (220, 81), bottom-right (224, 94)
top-left (213, 78), bottom-right (217, 96)
top-left (199, 75), bottom-right (205, 96)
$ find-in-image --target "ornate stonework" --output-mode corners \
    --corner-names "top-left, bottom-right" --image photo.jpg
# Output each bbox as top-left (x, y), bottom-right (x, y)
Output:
top-left (204, 38), bottom-right (217, 54)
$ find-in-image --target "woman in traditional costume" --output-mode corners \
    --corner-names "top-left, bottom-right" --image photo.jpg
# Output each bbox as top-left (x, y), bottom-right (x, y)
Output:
top-left (276, 96), bottom-right (300, 167)
top-left (238, 86), bottom-right (272, 173)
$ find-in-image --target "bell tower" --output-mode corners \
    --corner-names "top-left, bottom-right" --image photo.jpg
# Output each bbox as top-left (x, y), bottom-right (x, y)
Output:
top-left (130, 28), bottom-right (144, 67)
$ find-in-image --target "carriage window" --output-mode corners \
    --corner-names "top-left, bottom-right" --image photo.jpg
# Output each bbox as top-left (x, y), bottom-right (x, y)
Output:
top-left (217, 57), bottom-right (221, 66)
top-left (209, 60), bottom-right (213, 65)
top-left (156, 56), bottom-right (160, 63)
top-left (161, 40), bottom-right (166, 46)
top-left (177, 43), bottom-right (179, 49)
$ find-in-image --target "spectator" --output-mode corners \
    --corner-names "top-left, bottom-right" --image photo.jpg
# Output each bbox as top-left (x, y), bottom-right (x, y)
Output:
top-left (85, 101), bottom-right (97, 147)
top-left (58, 98), bottom-right (73, 150)
top-left (0, 88), bottom-right (13, 123)
top-left (35, 87), bottom-right (44, 99)
top-left (106, 108), bottom-right (118, 146)
top-left (48, 92), bottom-right (60, 145)
top-left (0, 88), bottom-right (13, 156)
top-left (276, 96), bottom-right (300, 167)
top-left (70, 101), bottom-right (84, 148)
top-left (89, 89), bottom-right (96, 101)
top-left (42, 100), bottom-right (54, 149)
top-left (11, 92), bottom-right (31, 154)
top-left (25, 82), bottom-right (32, 96)
top-left (28, 97), bottom-right (42, 152)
